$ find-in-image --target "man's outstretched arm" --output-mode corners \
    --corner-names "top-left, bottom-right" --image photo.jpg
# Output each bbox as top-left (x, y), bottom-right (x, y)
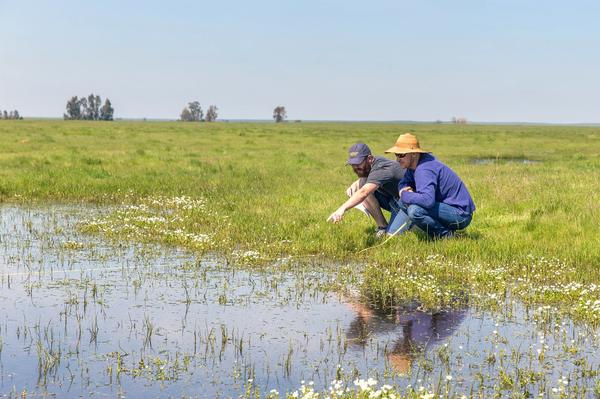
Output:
top-left (327, 183), bottom-right (378, 223)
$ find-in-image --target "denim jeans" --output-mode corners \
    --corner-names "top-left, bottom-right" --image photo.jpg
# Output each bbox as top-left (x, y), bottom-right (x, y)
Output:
top-left (373, 191), bottom-right (414, 236)
top-left (387, 200), bottom-right (472, 238)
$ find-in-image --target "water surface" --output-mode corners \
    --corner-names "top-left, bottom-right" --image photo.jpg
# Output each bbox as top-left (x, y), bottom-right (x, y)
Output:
top-left (1, 206), bottom-right (599, 398)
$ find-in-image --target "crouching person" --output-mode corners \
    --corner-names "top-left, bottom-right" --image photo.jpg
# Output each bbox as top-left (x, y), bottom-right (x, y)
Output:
top-left (384, 133), bottom-right (475, 239)
top-left (327, 143), bottom-right (405, 237)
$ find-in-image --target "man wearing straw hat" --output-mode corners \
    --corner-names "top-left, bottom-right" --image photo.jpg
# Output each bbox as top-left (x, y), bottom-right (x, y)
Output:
top-left (384, 133), bottom-right (475, 239)
top-left (327, 143), bottom-right (405, 237)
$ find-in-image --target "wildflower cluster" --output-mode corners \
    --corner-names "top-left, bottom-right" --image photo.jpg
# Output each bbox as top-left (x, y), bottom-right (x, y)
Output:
top-left (515, 258), bottom-right (600, 324)
top-left (262, 378), bottom-right (435, 399)
top-left (146, 195), bottom-right (207, 211)
top-left (363, 252), bottom-right (600, 325)
top-left (363, 255), bottom-right (467, 310)
top-left (518, 255), bottom-right (576, 284)
top-left (232, 249), bottom-right (261, 262)
top-left (467, 262), bottom-right (509, 293)
top-left (80, 196), bottom-right (214, 251)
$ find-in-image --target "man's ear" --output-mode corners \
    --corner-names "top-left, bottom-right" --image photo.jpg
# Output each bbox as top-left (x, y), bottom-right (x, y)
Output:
top-left (367, 154), bottom-right (375, 164)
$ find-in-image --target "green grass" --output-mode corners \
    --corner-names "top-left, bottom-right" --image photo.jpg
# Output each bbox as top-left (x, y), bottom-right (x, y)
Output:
top-left (2, 120), bottom-right (600, 320)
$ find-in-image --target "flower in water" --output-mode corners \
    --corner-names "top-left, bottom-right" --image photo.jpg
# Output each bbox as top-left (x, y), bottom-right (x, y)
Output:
top-left (353, 378), bottom-right (377, 391)
top-left (369, 389), bottom-right (383, 398)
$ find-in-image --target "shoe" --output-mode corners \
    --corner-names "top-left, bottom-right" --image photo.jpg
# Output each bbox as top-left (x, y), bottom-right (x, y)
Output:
top-left (375, 227), bottom-right (388, 239)
top-left (440, 230), bottom-right (456, 239)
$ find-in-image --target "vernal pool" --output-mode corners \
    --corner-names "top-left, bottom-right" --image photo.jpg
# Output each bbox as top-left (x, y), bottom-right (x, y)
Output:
top-left (1, 206), bottom-right (599, 398)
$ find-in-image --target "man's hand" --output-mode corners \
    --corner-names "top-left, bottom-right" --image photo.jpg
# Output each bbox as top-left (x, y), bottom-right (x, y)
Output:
top-left (399, 186), bottom-right (413, 196)
top-left (331, 181), bottom-right (376, 224)
top-left (327, 207), bottom-right (345, 223)
top-left (346, 179), bottom-right (361, 197)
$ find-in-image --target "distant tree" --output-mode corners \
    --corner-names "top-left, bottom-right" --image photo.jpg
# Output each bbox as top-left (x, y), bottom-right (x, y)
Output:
top-left (273, 106), bottom-right (287, 123)
top-left (180, 107), bottom-right (193, 122)
top-left (81, 94), bottom-right (100, 120)
top-left (79, 97), bottom-right (89, 119)
top-left (2, 110), bottom-right (8, 119)
top-left (82, 96), bottom-right (91, 120)
top-left (64, 94), bottom-right (113, 120)
top-left (188, 101), bottom-right (203, 121)
top-left (100, 99), bottom-right (114, 121)
top-left (13, 110), bottom-right (20, 119)
top-left (179, 101), bottom-right (204, 122)
top-left (84, 94), bottom-right (101, 120)
top-left (63, 96), bottom-right (81, 120)
top-left (205, 105), bottom-right (218, 122)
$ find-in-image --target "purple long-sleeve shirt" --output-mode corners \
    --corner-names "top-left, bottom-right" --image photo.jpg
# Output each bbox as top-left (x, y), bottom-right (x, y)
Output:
top-left (399, 153), bottom-right (476, 214)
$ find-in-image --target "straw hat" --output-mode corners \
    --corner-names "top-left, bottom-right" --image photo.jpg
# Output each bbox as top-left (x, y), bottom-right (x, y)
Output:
top-left (384, 133), bottom-right (429, 154)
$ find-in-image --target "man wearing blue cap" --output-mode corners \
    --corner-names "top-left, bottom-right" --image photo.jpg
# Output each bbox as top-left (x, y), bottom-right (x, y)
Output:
top-left (327, 143), bottom-right (405, 237)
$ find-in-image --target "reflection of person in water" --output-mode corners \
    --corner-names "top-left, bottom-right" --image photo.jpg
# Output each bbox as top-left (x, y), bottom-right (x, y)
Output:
top-left (345, 300), bottom-right (467, 374)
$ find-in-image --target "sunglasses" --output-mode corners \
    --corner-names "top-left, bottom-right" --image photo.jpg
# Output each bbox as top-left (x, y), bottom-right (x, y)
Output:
top-left (395, 153), bottom-right (408, 159)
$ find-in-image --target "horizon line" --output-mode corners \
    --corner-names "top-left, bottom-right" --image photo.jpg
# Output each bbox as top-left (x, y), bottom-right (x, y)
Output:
top-left (13, 116), bottom-right (600, 127)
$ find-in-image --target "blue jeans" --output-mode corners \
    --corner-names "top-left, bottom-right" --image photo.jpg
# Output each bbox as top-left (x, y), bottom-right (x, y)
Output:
top-left (387, 201), bottom-right (472, 238)
top-left (373, 191), bottom-right (414, 235)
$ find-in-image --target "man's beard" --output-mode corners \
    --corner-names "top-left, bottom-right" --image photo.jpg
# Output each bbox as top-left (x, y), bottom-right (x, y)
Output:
top-left (354, 168), bottom-right (370, 178)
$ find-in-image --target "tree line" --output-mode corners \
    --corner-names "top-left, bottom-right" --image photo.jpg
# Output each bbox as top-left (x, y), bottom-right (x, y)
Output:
top-left (64, 94), bottom-right (114, 121)
top-left (179, 102), bottom-right (288, 123)
top-left (180, 101), bottom-right (218, 122)
top-left (10, 96), bottom-right (290, 122)
top-left (0, 110), bottom-right (22, 119)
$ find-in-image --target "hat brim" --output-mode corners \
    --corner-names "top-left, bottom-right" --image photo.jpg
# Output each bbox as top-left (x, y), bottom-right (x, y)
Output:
top-left (347, 156), bottom-right (368, 165)
top-left (384, 146), bottom-right (429, 154)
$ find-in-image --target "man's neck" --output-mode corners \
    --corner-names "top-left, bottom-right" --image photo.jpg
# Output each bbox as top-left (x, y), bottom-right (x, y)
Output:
top-left (409, 153), bottom-right (421, 170)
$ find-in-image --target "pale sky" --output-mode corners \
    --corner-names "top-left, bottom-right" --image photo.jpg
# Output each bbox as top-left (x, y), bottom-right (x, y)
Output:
top-left (1, 0), bottom-right (599, 122)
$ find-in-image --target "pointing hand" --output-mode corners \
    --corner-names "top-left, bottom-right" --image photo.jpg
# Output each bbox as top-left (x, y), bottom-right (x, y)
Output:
top-left (327, 209), bottom-right (344, 223)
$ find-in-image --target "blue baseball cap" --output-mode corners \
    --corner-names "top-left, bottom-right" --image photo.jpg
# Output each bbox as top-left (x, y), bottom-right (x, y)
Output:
top-left (347, 143), bottom-right (372, 165)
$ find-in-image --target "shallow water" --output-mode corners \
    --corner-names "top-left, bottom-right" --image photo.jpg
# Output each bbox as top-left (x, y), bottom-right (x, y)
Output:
top-left (1, 206), bottom-right (599, 398)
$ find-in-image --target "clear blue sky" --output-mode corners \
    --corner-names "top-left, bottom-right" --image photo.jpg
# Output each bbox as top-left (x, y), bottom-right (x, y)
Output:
top-left (1, 0), bottom-right (599, 122)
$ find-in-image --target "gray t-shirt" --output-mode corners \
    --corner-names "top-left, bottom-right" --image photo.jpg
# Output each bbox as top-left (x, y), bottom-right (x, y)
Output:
top-left (366, 156), bottom-right (405, 199)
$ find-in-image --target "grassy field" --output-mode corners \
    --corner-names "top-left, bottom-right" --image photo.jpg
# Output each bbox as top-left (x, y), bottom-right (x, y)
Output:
top-left (1, 120), bottom-right (600, 321)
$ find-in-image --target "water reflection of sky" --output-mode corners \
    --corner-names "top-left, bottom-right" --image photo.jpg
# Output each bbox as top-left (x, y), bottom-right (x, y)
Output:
top-left (2, 206), bottom-right (600, 398)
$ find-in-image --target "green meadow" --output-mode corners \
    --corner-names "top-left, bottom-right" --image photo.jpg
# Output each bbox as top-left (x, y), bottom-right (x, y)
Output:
top-left (1, 120), bottom-right (600, 321)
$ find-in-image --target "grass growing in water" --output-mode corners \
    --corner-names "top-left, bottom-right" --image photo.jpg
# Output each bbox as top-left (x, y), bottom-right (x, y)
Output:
top-left (1, 120), bottom-right (600, 322)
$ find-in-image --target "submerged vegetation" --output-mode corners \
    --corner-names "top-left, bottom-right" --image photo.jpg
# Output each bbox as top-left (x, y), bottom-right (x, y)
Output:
top-left (2, 121), bottom-right (596, 312)
top-left (1, 120), bottom-right (600, 396)
top-left (2, 206), bottom-right (600, 398)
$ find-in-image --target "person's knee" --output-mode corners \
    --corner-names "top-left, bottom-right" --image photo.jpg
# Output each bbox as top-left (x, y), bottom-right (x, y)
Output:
top-left (407, 204), bottom-right (426, 220)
